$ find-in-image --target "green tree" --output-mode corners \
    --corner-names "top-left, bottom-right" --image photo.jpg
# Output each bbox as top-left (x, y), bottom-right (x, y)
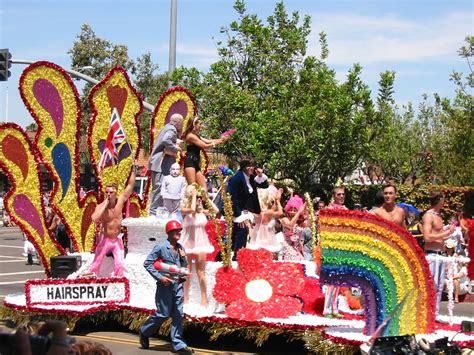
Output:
top-left (68, 24), bottom-right (168, 152)
top-left (434, 36), bottom-right (474, 185)
top-left (173, 0), bottom-right (388, 191)
top-left (25, 122), bottom-right (38, 132)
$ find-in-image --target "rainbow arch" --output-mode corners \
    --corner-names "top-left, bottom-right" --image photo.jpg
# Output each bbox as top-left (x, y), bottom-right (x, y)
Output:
top-left (319, 209), bottom-right (435, 335)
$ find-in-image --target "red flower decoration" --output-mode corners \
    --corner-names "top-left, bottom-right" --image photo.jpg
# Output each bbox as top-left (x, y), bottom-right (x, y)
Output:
top-left (205, 220), bottom-right (225, 261)
top-left (213, 248), bottom-right (305, 321)
top-left (296, 277), bottom-right (325, 315)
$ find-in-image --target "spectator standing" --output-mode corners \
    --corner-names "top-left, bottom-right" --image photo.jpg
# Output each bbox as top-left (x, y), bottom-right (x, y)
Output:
top-left (371, 184), bottom-right (407, 228)
top-left (422, 189), bottom-right (456, 314)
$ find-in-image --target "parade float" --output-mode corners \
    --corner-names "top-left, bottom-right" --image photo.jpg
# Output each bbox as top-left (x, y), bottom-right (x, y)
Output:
top-left (1, 62), bottom-right (473, 353)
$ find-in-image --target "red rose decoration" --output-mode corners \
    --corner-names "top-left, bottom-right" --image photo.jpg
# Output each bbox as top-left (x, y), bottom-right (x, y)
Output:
top-left (213, 248), bottom-right (305, 321)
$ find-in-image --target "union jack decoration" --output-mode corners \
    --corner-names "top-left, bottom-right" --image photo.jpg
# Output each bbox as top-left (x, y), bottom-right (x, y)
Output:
top-left (98, 107), bottom-right (129, 171)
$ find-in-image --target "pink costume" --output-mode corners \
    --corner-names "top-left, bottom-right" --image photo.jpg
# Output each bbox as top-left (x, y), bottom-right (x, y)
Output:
top-left (280, 195), bottom-right (305, 261)
top-left (280, 224), bottom-right (305, 261)
top-left (180, 213), bottom-right (214, 255)
top-left (89, 233), bottom-right (125, 277)
top-left (248, 213), bottom-right (282, 253)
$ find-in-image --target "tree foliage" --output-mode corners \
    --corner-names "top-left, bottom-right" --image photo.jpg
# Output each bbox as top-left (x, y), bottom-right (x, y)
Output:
top-left (172, 1), bottom-right (392, 190)
top-left (68, 24), bottom-right (168, 152)
top-left (68, 6), bottom-right (472, 189)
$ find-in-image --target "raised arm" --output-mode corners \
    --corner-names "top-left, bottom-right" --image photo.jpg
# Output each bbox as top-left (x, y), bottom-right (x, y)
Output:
top-left (203, 196), bottom-right (220, 216)
top-left (281, 202), bottom-right (306, 229)
top-left (120, 166), bottom-right (137, 202)
top-left (91, 198), bottom-right (109, 223)
top-left (268, 191), bottom-right (283, 219)
top-left (186, 132), bottom-right (228, 151)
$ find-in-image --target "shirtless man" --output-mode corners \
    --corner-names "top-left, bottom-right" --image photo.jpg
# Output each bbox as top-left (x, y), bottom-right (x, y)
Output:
top-left (371, 184), bottom-right (407, 228)
top-left (422, 189), bottom-right (456, 314)
top-left (422, 189), bottom-right (455, 254)
top-left (88, 166), bottom-right (136, 277)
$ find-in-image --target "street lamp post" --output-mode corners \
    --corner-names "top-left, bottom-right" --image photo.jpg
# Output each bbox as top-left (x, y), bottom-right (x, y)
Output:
top-left (10, 60), bottom-right (154, 112)
top-left (169, 0), bottom-right (177, 80)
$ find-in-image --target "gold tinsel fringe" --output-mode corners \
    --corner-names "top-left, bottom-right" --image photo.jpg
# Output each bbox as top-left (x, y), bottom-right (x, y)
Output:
top-left (1, 306), bottom-right (357, 353)
top-left (158, 318), bottom-right (172, 336)
top-left (0, 306), bottom-right (80, 330)
top-left (302, 330), bottom-right (359, 354)
top-left (191, 320), bottom-right (357, 354)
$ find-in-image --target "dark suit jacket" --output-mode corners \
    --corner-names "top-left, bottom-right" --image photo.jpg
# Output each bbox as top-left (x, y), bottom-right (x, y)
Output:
top-left (226, 170), bottom-right (261, 218)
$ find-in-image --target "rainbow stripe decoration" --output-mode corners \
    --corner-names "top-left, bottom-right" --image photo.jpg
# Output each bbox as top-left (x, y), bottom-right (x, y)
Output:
top-left (319, 209), bottom-right (435, 336)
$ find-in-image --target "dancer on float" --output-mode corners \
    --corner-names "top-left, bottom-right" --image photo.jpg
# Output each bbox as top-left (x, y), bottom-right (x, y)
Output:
top-left (248, 187), bottom-right (283, 254)
top-left (182, 116), bottom-right (229, 191)
top-left (322, 185), bottom-right (348, 318)
top-left (226, 159), bottom-right (261, 260)
top-left (139, 220), bottom-right (193, 354)
top-left (279, 194), bottom-right (307, 261)
top-left (86, 165), bottom-right (136, 277)
top-left (180, 184), bottom-right (217, 307)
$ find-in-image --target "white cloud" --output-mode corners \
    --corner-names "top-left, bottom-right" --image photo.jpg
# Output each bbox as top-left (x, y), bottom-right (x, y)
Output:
top-left (308, 12), bottom-right (472, 65)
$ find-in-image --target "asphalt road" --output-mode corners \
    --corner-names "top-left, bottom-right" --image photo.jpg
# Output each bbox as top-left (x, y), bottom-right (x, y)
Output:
top-left (0, 226), bottom-right (472, 354)
top-left (0, 227), bottom-right (259, 354)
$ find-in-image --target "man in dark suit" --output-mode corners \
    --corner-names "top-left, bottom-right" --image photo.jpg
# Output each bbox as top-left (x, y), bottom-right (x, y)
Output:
top-left (226, 159), bottom-right (261, 260)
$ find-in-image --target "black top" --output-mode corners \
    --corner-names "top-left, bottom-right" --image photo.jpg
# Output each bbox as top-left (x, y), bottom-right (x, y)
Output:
top-left (186, 143), bottom-right (201, 158)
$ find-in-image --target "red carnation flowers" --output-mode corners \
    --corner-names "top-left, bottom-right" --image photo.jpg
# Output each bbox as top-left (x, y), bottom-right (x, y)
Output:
top-left (213, 248), bottom-right (305, 321)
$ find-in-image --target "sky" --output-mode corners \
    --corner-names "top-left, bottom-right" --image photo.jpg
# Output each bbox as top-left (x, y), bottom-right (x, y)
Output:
top-left (0, 0), bottom-right (472, 127)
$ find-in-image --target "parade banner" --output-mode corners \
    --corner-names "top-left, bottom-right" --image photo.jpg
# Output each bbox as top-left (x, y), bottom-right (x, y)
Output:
top-left (26, 278), bottom-right (130, 306)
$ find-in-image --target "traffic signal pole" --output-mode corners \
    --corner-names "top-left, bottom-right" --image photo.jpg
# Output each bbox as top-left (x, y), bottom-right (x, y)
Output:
top-left (0, 49), bottom-right (12, 81)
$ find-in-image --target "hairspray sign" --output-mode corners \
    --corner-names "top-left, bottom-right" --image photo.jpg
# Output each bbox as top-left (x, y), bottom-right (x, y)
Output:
top-left (26, 278), bottom-right (130, 306)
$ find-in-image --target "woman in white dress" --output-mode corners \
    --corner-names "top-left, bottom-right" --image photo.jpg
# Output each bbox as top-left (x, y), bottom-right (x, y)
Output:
top-left (248, 188), bottom-right (283, 253)
top-left (180, 184), bottom-right (217, 307)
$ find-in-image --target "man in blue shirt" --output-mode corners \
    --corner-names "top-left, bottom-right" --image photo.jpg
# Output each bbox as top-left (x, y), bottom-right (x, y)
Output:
top-left (139, 220), bottom-right (193, 354)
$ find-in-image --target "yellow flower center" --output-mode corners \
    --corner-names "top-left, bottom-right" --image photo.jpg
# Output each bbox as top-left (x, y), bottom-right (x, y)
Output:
top-left (245, 279), bottom-right (273, 303)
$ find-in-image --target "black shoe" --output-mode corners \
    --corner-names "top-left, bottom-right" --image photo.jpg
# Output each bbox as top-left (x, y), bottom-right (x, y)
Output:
top-left (172, 347), bottom-right (194, 354)
top-left (139, 331), bottom-right (149, 349)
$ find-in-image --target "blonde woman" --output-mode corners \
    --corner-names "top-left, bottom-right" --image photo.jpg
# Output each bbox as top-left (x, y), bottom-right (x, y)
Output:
top-left (248, 188), bottom-right (283, 253)
top-left (180, 184), bottom-right (217, 307)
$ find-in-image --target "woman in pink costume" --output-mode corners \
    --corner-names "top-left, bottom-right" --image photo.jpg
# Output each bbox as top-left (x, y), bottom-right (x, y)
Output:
top-left (248, 187), bottom-right (284, 253)
top-left (180, 184), bottom-right (217, 307)
top-left (279, 195), bottom-right (307, 261)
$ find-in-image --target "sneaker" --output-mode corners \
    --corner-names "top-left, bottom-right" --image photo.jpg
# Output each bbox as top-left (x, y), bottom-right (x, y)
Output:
top-left (172, 347), bottom-right (194, 354)
top-left (139, 331), bottom-right (149, 349)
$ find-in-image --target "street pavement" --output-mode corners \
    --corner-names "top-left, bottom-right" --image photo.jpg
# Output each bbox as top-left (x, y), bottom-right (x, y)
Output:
top-left (0, 226), bottom-right (472, 354)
